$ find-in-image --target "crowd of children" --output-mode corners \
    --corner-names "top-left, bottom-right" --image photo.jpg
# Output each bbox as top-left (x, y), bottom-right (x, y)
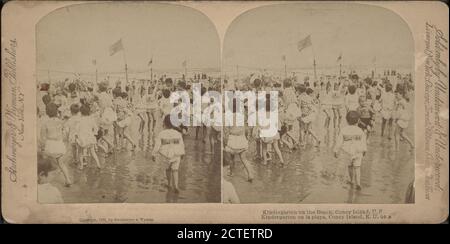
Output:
top-left (36, 70), bottom-right (414, 202)
top-left (37, 75), bottom-right (221, 203)
top-left (223, 71), bottom-right (414, 192)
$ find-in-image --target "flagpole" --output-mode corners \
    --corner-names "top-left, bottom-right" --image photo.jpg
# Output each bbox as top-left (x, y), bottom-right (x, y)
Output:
top-left (183, 58), bottom-right (187, 80)
top-left (313, 59), bottom-right (317, 83)
top-left (94, 60), bottom-right (98, 84)
top-left (150, 66), bottom-right (153, 82)
top-left (374, 57), bottom-right (377, 79)
top-left (284, 56), bottom-right (287, 80)
top-left (150, 55), bottom-right (153, 83)
top-left (310, 41), bottom-right (317, 83)
top-left (121, 42), bottom-right (128, 91)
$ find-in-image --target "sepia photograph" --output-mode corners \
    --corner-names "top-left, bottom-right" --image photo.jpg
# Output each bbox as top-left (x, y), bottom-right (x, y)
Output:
top-left (222, 3), bottom-right (416, 204)
top-left (1, 1), bottom-right (447, 224)
top-left (36, 2), bottom-right (221, 203)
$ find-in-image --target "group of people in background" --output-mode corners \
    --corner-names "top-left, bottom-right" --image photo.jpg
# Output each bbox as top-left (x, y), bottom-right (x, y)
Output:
top-left (222, 71), bottom-right (414, 203)
top-left (36, 69), bottom-right (414, 204)
top-left (37, 75), bottom-right (221, 203)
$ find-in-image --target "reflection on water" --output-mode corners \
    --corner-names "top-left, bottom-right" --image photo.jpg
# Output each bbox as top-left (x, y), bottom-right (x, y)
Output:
top-left (44, 115), bottom-right (221, 203)
top-left (230, 115), bottom-right (415, 204)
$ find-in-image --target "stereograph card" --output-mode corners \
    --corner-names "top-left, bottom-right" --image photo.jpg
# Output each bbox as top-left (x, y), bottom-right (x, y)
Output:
top-left (1, 1), bottom-right (448, 223)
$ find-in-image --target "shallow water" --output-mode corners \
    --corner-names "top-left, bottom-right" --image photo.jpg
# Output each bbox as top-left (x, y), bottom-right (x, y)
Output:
top-left (228, 110), bottom-right (415, 204)
top-left (44, 114), bottom-right (221, 203)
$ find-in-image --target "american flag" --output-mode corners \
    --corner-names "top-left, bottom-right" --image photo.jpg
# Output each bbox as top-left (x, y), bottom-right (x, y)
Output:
top-left (182, 60), bottom-right (187, 67)
top-left (297, 35), bottom-right (312, 53)
top-left (337, 54), bottom-right (342, 62)
top-left (109, 39), bottom-right (123, 56)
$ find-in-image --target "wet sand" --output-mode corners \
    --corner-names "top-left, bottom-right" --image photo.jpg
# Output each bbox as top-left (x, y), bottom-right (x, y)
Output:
top-left (228, 109), bottom-right (415, 204)
top-left (43, 114), bottom-right (221, 203)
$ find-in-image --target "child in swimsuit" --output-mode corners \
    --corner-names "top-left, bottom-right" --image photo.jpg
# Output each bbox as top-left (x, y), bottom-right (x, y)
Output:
top-left (152, 115), bottom-right (185, 193)
top-left (394, 92), bottom-right (414, 151)
top-left (40, 103), bottom-right (72, 186)
top-left (334, 111), bottom-right (367, 191)
top-left (76, 104), bottom-right (101, 169)
top-left (224, 99), bottom-right (254, 182)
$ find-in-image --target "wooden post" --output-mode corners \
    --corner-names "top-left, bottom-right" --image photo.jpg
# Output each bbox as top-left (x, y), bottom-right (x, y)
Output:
top-left (313, 59), bottom-right (317, 82)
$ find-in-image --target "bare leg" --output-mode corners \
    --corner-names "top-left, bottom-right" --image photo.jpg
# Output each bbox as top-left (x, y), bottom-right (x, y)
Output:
top-left (202, 125), bottom-right (207, 143)
top-left (272, 141), bottom-right (285, 165)
top-left (166, 167), bottom-right (172, 188)
top-left (287, 124), bottom-right (300, 147)
top-left (117, 127), bottom-right (124, 149)
top-left (229, 153), bottom-right (235, 176)
top-left (113, 124), bottom-right (118, 148)
top-left (337, 109), bottom-right (342, 131)
top-left (394, 125), bottom-right (400, 150)
top-left (323, 114), bottom-right (330, 143)
top-left (97, 140), bottom-right (107, 154)
top-left (209, 128), bottom-right (214, 152)
top-left (119, 125), bottom-right (124, 149)
top-left (400, 129), bottom-right (414, 150)
top-left (121, 127), bottom-right (126, 149)
top-left (78, 148), bottom-right (85, 170)
top-left (332, 108), bottom-right (338, 129)
top-left (90, 146), bottom-right (101, 168)
top-left (150, 110), bottom-right (158, 133)
top-left (299, 120), bottom-right (305, 147)
top-left (387, 118), bottom-right (393, 139)
top-left (195, 126), bottom-right (200, 140)
top-left (333, 108), bottom-right (342, 132)
top-left (123, 129), bottom-right (136, 150)
top-left (266, 142), bottom-right (273, 160)
top-left (324, 111), bottom-right (330, 129)
top-left (381, 118), bottom-right (386, 137)
top-left (172, 170), bottom-right (179, 192)
top-left (365, 127), bottom-right (371, 141)
top-left (146, 112), bottom-right (152, 134)
top-left (306, 123), bottom-right (320, 146)
top-left (239, 152), bottom-right (254, 182)
top-left (255, 139), bottom-right (261, 159)
top-left (56, 156), bottom-right (72, 185)
top-left (138, 113), bottom-right (145, 133)
top-left (354, 166), bottom-right (361, 190)
top-left (72, 144), bottom-right (78, 164)
top-left (245, 127), bottom-right (251, 140)
top-left (281, 136), bottom-right (293, 150)
top-left (152, 112), bottom-right (159, 146)
top-left (347, 165), bottom-right (354, 185)
top-left (103, 136), bottom-right (114, 153)
top-left (261, 142), bottom-right (268, 165)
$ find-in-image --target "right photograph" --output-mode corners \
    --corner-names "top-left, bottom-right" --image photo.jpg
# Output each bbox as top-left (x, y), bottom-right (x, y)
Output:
top-left (222, 3), bottom-right (415, 204)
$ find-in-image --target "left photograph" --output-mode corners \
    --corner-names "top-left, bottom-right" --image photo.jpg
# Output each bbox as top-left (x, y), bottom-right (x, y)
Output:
top-left (36, 2), bottom-right (221, 203)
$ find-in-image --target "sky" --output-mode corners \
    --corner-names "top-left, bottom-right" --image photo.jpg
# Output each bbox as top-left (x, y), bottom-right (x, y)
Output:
top-left (222, 3), bottom-right (414, 76)
top-left (37, 2), bottom-right (220, 80)
top-left (37, 3), bottom-right (414, 82)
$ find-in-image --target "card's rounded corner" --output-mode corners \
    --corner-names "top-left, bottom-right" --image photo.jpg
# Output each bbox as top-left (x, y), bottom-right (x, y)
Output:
top-left (1, 203), bottom-right (24, 224)
top-left (433, 1), bottom-right (449, 12)
top-left (1, 0), bottom-right (16, 20)
top-left (431, 207), bottom-right (449, 224)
